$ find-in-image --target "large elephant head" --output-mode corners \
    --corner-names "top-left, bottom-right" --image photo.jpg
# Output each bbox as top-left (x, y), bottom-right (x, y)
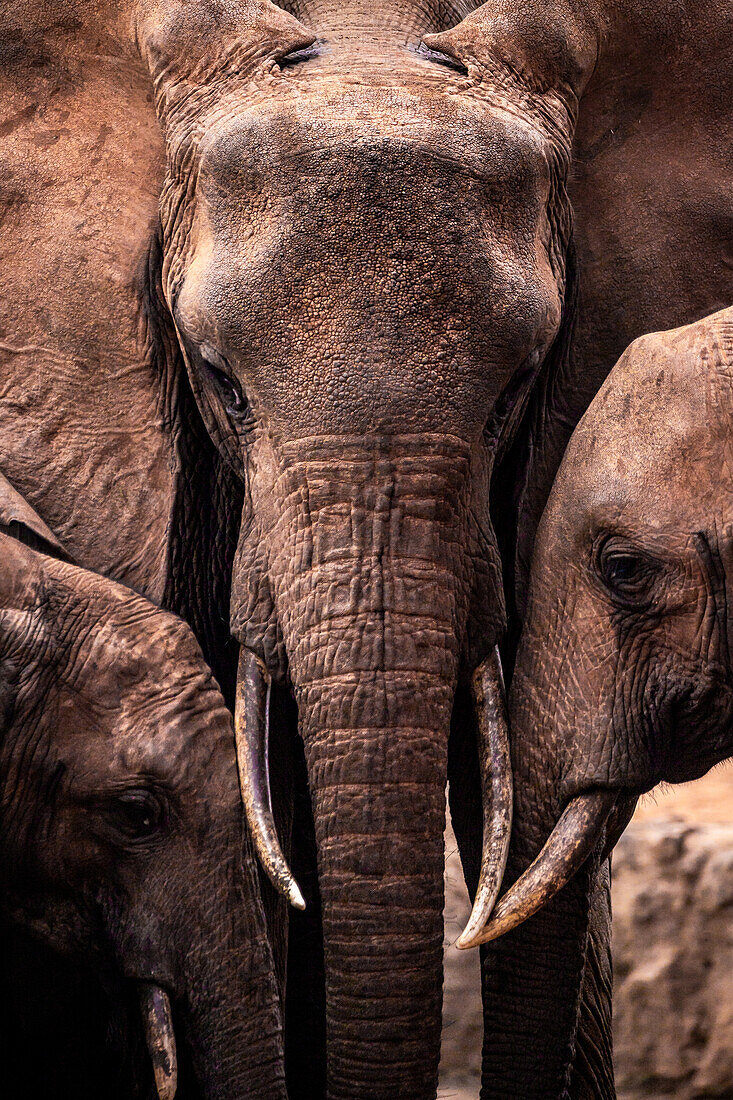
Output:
top-left (133, 0), bottom-right (602, 1094)
top-left (469, 306), bottom-right (733, 1091)
top-left (0, 477), bottom-right (285, 1100)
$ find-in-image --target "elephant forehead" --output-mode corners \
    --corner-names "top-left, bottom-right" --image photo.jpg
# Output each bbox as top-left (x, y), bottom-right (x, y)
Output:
top-left (181, 92), bottom-right (558, 437)
top-left (198, 77), bottom-right (548, 191)
top-left (552, 311), bottom-right (733, 536)
top-left (52, 685), bottom-right (236, 800)
top-left (52, 625), bottom-right (234, 794)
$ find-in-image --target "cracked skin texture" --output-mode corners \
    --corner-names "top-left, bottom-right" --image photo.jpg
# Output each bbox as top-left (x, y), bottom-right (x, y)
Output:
top-left (0, 2), bottom-right (173, 599)
top-left (0, 0), bottom-right (732, 1097)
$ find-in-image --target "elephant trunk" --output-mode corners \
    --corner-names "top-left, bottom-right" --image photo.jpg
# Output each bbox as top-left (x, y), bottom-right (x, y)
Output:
top-left (145, 830), bottom-right (287, 1099)
top-left (299, 663), bottom-right (449, 1098)
top-left (268, 437), bottom-right (477, 1098)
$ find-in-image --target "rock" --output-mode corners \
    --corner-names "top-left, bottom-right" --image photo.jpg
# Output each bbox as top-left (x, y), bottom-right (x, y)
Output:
top-left (613, 821), bottom-right (733, 1100)
top-left (440, 827), bottom-right (481, 1100)
top-left (440, 769), bottom-right (733, 1099)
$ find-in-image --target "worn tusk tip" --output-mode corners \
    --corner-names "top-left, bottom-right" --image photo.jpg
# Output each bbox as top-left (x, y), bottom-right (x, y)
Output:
top-left (455, 932), bottom-right (477, 950)
top-left (155, 1075), bottom-right (178, 1100)
top-left (457, 920), bottom-right (503, 950)
top-left (138, 984), bottom-right (178, 1100)
top-left (455, 914), bottom-right (482, 950)
top-left (455, 921), bottom-right (487, 950)
top-left (287, 880), bottom-right (306, 911)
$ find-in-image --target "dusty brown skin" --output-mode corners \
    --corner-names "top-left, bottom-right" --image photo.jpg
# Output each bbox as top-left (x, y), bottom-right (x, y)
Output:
top-left (136, 2), bottom-right (583, 1094)
top-left (1, 0), bottom-right (732, 1096)
top-left (0, 480), bottom-right (285, 1099)
top-left (144, 4), bottom-right (731, 1096)
top-left (486, 307), bottom-right (733, 1093)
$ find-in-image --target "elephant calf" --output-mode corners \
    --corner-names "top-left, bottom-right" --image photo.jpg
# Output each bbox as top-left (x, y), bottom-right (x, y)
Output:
top-left (468, 303), bottom-right (733, 950)
top-left (0, 475), bottom-right (285, 1098)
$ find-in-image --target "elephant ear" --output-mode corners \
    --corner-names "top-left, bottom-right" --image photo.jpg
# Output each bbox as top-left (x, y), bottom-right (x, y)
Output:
top-left (570, 1), bottom-right (733, 403)
top-left (0, 1), bottom-right (179, 602)
top-left (0, 473), bottom-right (70, 563)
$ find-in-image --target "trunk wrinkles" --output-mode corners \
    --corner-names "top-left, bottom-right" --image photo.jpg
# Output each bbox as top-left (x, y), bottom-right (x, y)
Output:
top-left (268, 434), bottom-right (475, 1099)
top-left (177, 831), bottom-right (287, 1100)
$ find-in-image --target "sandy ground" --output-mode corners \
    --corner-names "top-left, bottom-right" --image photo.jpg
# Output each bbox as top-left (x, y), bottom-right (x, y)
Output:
top-left (438, 764), bottom-right (733, 1100)
top-left (631, 761), bottom-right (733, 824)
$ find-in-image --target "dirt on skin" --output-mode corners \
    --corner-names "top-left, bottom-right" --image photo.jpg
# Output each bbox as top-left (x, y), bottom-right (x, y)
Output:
top-left (440, 765), bottom-right (733, 1100)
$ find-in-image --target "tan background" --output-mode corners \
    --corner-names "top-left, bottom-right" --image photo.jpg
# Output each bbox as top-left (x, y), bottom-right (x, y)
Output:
top-left (439, 765), bottom-right (733, 1100)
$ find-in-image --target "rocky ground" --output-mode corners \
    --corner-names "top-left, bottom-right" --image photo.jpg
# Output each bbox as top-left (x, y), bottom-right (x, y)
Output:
top-left (439, 766), bottom-right (733, 1100)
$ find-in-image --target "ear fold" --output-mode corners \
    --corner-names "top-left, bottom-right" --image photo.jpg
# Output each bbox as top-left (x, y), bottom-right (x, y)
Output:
top-left (0, 534), bottom-right (46, 736)
top-left (0, 474), bottom-right (70, 563)
top-left (137, 0), bottom-right (315, 103)
top-left (423, 0), bottom-right (599, 106)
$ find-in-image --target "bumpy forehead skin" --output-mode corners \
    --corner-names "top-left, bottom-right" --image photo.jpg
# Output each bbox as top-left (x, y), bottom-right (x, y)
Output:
top-left (22, 558), bottom-right (233, 796)
top-left (548, 308), bottom-right (733, 540)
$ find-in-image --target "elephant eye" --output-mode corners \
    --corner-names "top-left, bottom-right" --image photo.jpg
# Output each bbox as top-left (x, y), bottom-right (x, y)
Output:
top-left (200, 344), bottom-right (249, 420)
top-left (414, 42), bottom-right (469, 76)
top-left (596, 537), bottom-right (660, 609)
top-left (605, 554), bottom-right (642, 585)
top-left (279, 43), bottom-right (320, 68)
top-left (105, 790), bottom-right (166, 846)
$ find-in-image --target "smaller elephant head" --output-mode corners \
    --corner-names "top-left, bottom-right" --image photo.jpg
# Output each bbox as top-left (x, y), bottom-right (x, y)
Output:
top-left (471, 304), bottom-right (733, 948)
top-left (0, 476), bottom-right (285, 1099)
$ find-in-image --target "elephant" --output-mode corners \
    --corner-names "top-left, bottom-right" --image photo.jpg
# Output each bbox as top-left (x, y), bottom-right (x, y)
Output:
top-left (466, 305), bottom-right (733, 1091)
top-left (0, 472), bottom-right (285, 1099)
top-left (1, 0), bottom-right (732, 1096)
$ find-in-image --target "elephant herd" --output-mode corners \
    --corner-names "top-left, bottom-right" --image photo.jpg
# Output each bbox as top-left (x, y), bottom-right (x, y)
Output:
top-left (0, 1), bottom-right (731, 1098)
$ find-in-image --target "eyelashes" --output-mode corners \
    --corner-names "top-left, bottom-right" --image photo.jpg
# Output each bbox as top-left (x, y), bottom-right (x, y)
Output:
top-left (200, 343), bottom-right (250, 420)
top-left (594, 535), bottom-right (664, 611)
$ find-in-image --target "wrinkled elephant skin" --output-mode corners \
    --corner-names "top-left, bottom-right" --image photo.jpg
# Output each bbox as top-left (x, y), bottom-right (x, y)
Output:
top-left (2, 1), bottom-right (732, 1097)
top-left (486, 306), bottom-right (733, 1094)
top-left (134, 1), bottom-right (595, 1093)
top-left (0, 512), bottom-right (285, 1098)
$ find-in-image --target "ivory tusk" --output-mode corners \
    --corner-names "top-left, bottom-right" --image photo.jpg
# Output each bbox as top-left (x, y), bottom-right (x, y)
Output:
top-left (465, 788), bottom-right (617, 947)
top-left (456, 647), bottom-right (514, 949)
top-left (139, 983), bottom-right (177, 1100)
top-left (235, 648), bottom-right (305, 910)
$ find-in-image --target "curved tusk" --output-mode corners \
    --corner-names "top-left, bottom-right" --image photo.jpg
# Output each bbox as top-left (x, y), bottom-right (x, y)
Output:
top-left (235, 648), bottom-right (305, 910)
top-left (465, 788), bottom-right (617, 947)
top-left (139, 984), bottom-right (177, 1100)
top-left (456, 647), bottom-right (514, 949)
